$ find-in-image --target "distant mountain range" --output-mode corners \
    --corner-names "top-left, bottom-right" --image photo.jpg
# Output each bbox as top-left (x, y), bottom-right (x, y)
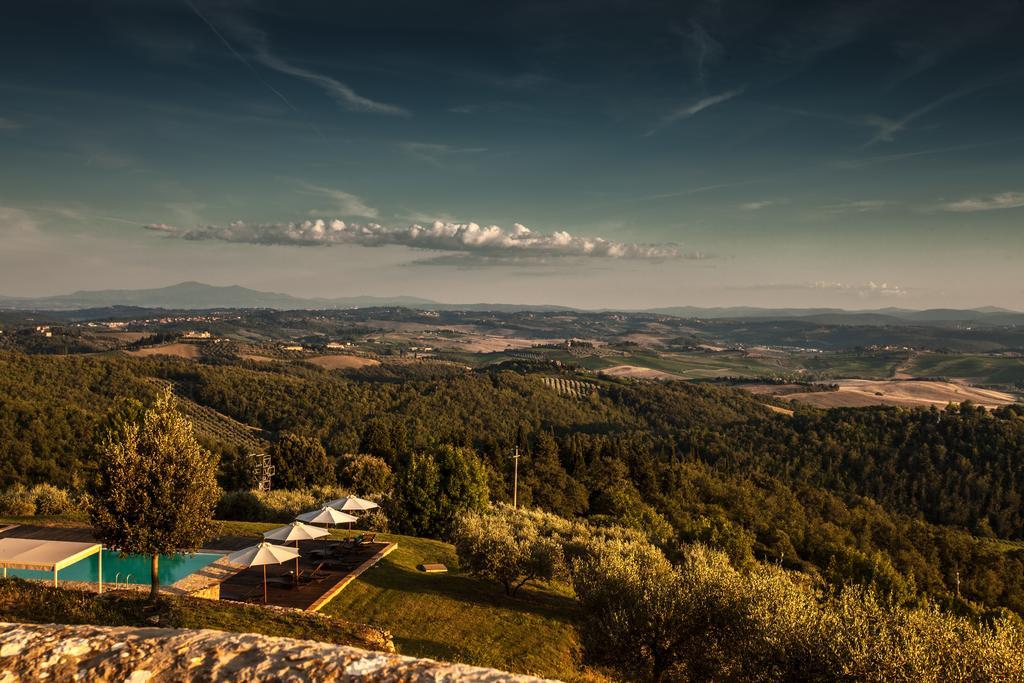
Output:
top-left (1, 282), bottom-right (1021, 324)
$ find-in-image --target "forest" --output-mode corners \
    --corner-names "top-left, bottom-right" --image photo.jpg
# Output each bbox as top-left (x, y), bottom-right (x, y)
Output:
top-left (1, 349), bottom-right (1023, 617)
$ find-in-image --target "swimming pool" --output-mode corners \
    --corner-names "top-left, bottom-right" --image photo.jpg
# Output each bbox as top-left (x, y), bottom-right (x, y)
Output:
top-left (6, 549), bottom-right (221, 585)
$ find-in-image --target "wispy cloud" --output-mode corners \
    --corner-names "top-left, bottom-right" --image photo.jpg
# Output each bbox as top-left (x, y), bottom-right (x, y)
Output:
top-left (301, 184), bottom-right (378, 218)
top-left (632, 176), bottom-right (773, 203)
top-left (833, 138), bottom-right (1024, 169)
top-left (743, 280), bottom-right (908, 297)
top-left (940, 191), bottom-right (1024, 213)
top-left (677, 21), bottom-right (723, 88)
top-left (0, 117), bottom-right (23, 130)
top-left (144, 219), bottom-right (690, 261)
top-left (820, 199), bottom-right (895, 214)
top-left (811, 280), bottom-right (908, 297)
top-left (739, 199), bottom-right (786, 211)
top-left (399, 142), bottom-right (488, 166)
top-left (645, 87), bottom-right (745, 136)
top-left (184, 2), bottom-right (305, 120)
top-left (193, 6), bottom-right (407, 117)
top-left (77, 142), bottom-right (135, 171)
top-left (862, 75), bottom-right (1015, 146)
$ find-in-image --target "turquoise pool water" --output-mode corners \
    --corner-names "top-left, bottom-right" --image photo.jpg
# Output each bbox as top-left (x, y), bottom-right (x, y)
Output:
top-left (7, 550), bottom-right (220, 585)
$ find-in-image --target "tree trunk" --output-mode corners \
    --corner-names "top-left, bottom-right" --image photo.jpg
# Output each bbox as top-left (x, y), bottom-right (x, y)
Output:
top-left (149, 553), bottom-right (160, 602)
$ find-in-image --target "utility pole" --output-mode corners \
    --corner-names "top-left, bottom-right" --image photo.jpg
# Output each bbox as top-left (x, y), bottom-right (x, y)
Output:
top-left (511, 446), bottom-right (520, 509)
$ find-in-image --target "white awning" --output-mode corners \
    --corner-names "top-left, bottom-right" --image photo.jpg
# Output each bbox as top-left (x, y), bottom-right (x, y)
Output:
top-left (0, 538), bottom-right (102, 572)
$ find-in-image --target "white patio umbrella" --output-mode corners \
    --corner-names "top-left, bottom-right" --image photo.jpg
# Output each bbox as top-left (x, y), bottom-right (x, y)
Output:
top-left (296, 507), bottom-right (359, 547)
top-left (325, 495), bottom-right (379, 513)
top-left (263, 521), bottom-right (329, 577)
top-left (325, 496), bottom-right (379, 537)
top-left (226, 541), bottom-right (300, 604)
top-left (296, 506), bottom-right (358, 527)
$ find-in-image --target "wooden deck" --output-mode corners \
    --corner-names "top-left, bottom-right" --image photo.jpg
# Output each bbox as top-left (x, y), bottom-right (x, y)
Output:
top-left (216, 539), bottom-right (395, 611)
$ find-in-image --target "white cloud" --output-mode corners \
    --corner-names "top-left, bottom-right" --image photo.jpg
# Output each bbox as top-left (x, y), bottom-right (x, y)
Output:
top-left (940, 191), bottom-right (1024, 213)
top-left (144, 219), bottom-right (691, 261)
top-left (301, 185), bottom-right (378, 218)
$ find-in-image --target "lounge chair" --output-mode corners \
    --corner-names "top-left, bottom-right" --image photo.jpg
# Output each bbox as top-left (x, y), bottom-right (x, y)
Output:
top-left (358, 533), bottom-right (377, 545)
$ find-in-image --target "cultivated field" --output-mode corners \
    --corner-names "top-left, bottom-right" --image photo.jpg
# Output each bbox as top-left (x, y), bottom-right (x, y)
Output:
top-left (760, 379), bottom-right (1017, 409)
top-left (306, 354), bottom-right (381, 370)
top-left (125, 342), bottom-right (201, 359)
top-left (600, 364), bottom-right (681, 379)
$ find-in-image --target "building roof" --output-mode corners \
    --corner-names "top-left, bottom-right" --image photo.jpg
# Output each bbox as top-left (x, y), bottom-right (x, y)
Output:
top-left (0, 537), bottom-right (101, 571)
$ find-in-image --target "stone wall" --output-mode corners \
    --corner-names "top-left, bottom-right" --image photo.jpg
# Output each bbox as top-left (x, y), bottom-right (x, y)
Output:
top-left (0, 622), bottom-right (557, 682)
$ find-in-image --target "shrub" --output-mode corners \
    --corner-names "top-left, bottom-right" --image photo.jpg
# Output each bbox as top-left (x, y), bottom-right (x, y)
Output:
top-left (570, 539), bottom-right (1024, 682)
top-left (337, 454), bottom-right (393, 495)
top-left (249, 489), bottom-right (318, 523)
top-left (30, 484), bottom-right (75, 515)
top-left (215, 490), bottom-right (265, 521)
top-left (215, 487), bottom-right (352, 523)
top-left (0, 486), bottom-right (36, 516)
top-left (356, 507), bottom-right (390, 533)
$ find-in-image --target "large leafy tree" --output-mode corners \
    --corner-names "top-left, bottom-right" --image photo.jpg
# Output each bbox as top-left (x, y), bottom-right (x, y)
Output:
top-left (392, 445), bottom-right (489, 537)
top-left (270, 432), bottom-right (334, 489)
top-left (90, 389), bottom-right (219, 601)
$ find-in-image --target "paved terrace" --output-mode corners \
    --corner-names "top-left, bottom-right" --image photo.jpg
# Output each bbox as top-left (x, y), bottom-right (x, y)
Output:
top-left (214, 538), bottom-right (396, 612)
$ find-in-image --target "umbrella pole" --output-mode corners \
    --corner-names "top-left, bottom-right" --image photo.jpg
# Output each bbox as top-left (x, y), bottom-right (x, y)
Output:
top-left (295, 541), bottom-right (300, 581)
top-left (263, 565), bottom-right (268, 604)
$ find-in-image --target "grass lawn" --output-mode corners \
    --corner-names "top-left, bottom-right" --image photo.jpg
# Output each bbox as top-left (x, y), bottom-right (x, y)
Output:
top-left (171, 520), bottom-right (590, 680)
top-left (321, 534), bottom-right (586, 681)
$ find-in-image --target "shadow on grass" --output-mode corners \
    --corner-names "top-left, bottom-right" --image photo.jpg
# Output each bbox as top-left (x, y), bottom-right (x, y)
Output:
top-left (352, 557), bottom-right (580, 625)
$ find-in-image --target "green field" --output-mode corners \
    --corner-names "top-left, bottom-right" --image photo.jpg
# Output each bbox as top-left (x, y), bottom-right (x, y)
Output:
top-left (906, 353), bottom-right (1024, 386)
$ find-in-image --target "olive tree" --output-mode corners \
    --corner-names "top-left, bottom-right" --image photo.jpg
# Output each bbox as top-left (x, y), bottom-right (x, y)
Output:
top-left (90, 389), bottom-right (219, 601)
top-left (453, 506), bottom-right (564, 596)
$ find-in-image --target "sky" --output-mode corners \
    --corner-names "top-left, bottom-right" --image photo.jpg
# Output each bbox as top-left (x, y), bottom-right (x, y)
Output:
top-left (1, 0), bottom-right (1023, 310)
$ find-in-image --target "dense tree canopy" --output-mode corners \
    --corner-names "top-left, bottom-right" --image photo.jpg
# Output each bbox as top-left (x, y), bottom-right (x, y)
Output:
top-left (4, 350), bottom-right (1024, 614)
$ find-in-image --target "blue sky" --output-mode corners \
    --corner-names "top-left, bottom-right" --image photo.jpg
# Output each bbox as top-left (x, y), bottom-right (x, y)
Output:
top-left (1, 0), bottom-right (1022, 308)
